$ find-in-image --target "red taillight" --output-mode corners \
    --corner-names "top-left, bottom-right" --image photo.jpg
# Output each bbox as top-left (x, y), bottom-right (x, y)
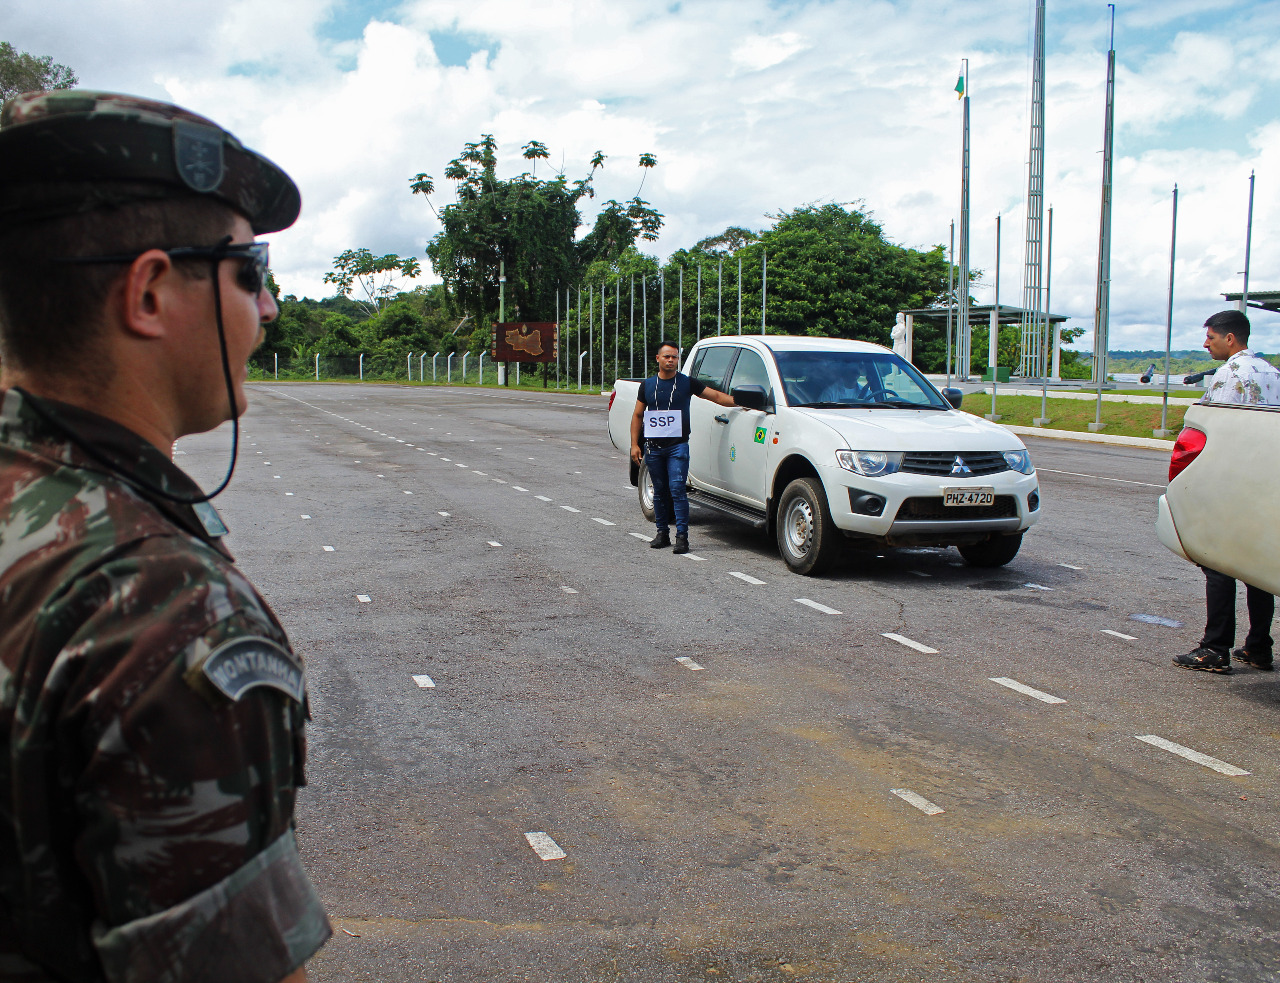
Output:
top-left (608, 390), bottom-right (617, 411)
top-left (1169, 427), bottom-right (1206, 482)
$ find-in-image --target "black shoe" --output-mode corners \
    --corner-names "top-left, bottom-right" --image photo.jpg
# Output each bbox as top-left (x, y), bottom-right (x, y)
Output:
top-left (1173, 647), bottom-right (1232, 673)
top-left (650, 531), bottom-right (671, 549)
top-left (1232, 647), bottom-right (1273, 671)
top-left (672, 534), bottom-right (689, 555)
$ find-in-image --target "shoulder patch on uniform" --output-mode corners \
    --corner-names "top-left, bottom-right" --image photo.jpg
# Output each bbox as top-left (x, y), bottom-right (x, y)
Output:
top-left (200, 636), bottom-right (304, 703)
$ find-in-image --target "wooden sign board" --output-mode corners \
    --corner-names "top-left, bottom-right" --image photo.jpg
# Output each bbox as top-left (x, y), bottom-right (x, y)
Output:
top-left (491, 322), bottom-right (559, 363)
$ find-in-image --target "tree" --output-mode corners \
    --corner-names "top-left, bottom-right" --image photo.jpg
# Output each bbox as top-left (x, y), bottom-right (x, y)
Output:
top-left (411, 137), bottom-right (663, 336)
top-left (0, 42), bottom-right (77, 102)
top-left (322, 248), bottom-right (421, 317)
top-left (754, 204), bottom-right (949, 347)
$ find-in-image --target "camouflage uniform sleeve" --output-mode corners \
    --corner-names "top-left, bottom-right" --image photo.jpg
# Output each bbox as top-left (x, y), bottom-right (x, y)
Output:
top-left (34, 537), bottom-right (330, 982)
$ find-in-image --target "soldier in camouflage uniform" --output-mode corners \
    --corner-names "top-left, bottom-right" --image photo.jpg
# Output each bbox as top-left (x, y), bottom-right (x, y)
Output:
top-left (0, 91), bottom-right (330, 981)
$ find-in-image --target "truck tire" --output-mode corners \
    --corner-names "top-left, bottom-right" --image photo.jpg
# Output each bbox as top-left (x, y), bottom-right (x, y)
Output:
top-left (958, 532), bottom-right (1023, 567)
top-left (638, 460), bottom-right (676, 524)
top-left (776, 477), bottom-right (839, 575)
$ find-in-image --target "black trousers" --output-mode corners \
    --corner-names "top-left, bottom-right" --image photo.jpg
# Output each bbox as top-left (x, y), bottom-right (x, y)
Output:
top-left (1201, 567), bottom-right (1274, 654)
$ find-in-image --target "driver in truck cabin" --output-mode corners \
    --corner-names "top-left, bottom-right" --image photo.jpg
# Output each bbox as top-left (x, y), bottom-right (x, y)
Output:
top-left (630, 339), bottom-right (738, 554)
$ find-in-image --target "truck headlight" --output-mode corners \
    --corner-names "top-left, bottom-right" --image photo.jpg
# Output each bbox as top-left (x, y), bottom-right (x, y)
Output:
top-left (836, 450), bottom-right (903, 477)
top-left (1002, 449), bottom-right (1034, 474)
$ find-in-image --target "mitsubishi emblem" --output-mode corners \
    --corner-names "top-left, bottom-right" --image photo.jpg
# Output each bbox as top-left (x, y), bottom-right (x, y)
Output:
top-left (950, 455), bottom-right (971, 476)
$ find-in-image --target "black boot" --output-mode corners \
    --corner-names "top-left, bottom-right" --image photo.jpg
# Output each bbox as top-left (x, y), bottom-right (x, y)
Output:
top-left (672, 534), bottom-right (689, 555)
top-left (650, 530), bottom-right (671, 549)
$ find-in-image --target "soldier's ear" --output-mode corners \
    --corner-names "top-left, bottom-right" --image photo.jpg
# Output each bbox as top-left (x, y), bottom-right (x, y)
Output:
top-left (118, 250), bottom-right (178, 341)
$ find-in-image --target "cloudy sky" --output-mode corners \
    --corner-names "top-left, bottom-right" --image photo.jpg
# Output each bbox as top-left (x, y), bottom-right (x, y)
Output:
top-left (7, 0), bottom-right (1279, 353)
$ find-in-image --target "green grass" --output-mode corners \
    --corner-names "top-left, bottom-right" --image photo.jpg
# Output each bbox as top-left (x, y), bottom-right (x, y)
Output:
top-left (961, 394), bottom-right (1184, 440)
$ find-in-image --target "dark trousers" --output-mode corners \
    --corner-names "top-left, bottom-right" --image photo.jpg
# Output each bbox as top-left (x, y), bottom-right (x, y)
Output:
top-left (645, 440), bottom-right (690, 536)
top-left (1201, 567), bottom-right (1274, 654)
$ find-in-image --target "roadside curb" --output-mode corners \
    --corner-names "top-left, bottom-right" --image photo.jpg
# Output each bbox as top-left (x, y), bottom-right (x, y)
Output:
top-left (1001, 423), bottom-right (1173, 450)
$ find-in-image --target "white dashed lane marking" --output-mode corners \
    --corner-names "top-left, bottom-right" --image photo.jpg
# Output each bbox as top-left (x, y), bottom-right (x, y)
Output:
top-left (561, 586), bottom-right (578, 594)
top-left (524, 832), bottom-right (567, 861)
top-left (989, 677), bottom-right (1066, 705)
top-left (796, 598), bottom-right (841, 615)
top-left (1136, 735), bottom-right (1250, 776)
top-left (412, 674), bottom-right (436, 689)
top-left (356, 594), bottom-right (372, 603)
top-left (729, 572), bottom-right (766, 585)
top-left (535, 495), bottom-right (552, 502)
top-left (1102, 629), bottom-right (1137, 641)
top-left (438, 511), bottom-right (450, 517)
top-left (323, 546), bottom-right (335, 552)
top-left (675, 657), bottom-right (704, 671)
top-left (592, 517), bottom-right (616, 526)
top-left (561, 506), bottom-right (581, 513)
top-left (513, 486), bottom-right (529, 492)
top-left (1058, 563), bottom-right (1083, 570)
top-left (629, 532), bottom-right (653, 541)
top-left (890, 788), bottom-right (945, 816)
top-left (681, 553), bottom-right (706, 561)
top-left (881, 632), bottom-right (937, 654)
top-left (1023, 582), bottom-right (1054, 591)
top-left (487, 541), bottom-right (502, 548)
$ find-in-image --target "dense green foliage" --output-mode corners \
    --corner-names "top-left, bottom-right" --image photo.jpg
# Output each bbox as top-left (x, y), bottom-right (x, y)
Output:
top-left (0, 41), bottom-right (76, 102)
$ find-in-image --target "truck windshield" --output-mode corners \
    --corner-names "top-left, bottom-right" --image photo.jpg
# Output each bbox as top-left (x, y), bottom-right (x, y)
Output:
top-left (772, 350), bottom-right (948, 409)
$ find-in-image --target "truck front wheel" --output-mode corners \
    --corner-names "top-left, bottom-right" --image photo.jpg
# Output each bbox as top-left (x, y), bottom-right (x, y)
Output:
top-left (776, 477), bottom-right (839, 575)
top-left (958, 532), bottom-right (1023, 567)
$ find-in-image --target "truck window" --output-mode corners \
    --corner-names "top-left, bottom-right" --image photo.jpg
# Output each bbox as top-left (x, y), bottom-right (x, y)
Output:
top-left (691, 346), bottom-right (737, 390)
top-left (727, 348), bottom-right (770, 394)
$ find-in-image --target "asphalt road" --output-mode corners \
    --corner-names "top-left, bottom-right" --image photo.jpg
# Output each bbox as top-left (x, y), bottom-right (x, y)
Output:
top-left (177, 383), bottom-right (1280, 983)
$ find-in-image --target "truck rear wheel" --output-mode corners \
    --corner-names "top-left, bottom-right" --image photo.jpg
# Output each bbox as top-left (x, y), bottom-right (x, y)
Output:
top-left (638, 460), bottom-right (675, 524)
top-left (958, 532), bottom-right (1023, 567)
top-left (776, 477), bottom-right (839, 575)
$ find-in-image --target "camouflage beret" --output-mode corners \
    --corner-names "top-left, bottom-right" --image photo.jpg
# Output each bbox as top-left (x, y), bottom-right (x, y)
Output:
top-left (0, 90), bottom-right (300, 234)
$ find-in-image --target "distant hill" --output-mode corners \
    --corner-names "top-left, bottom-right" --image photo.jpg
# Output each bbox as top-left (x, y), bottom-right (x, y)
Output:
top-left (1105, 350), bottom-right (1278, 373)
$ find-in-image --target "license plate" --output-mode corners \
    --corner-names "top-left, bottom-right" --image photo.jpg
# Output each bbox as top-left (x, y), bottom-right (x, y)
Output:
top-left (943, 487), bottom-right (995, 506)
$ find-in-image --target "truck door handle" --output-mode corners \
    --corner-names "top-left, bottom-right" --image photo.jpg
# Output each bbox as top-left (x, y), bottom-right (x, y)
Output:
top-left (714, 414), bottom-right (730, 424)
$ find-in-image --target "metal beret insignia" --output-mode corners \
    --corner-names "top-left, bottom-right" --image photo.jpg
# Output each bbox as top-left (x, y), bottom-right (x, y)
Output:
top-left (199, 636), bottom-right (304, 703)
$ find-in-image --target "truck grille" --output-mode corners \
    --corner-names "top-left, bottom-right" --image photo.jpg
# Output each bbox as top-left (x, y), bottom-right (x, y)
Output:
top-left (894, 496), bottom-right (1018, 521)
top-left (900, 451), bottom-right (1009, 477)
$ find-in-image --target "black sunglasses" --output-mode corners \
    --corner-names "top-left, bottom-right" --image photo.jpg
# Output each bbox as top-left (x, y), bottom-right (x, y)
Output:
top-left (58, 241), bottom-right (270, 295)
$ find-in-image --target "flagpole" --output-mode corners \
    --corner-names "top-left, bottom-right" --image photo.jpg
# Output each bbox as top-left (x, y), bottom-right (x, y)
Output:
top-left (957, 58), bottom-right (971, 380)
top-left (1091, 3), bottom-right (1116, 432)
top-left (1156, 185), bottom-right (1178, 437)
top-left (946, 219), bottom-right (954, 388)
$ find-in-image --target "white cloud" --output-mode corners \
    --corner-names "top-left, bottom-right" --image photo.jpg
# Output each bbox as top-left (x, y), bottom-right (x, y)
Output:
top-left (5, 0), bottom-right (1278, 353)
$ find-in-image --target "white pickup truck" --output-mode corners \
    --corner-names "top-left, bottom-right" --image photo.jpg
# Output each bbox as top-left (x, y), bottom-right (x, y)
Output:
top-left (607, 335), bottom-right (1041, 574)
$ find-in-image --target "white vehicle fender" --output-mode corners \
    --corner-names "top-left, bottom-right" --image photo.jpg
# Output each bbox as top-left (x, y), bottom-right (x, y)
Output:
top-left (1155, 494), bottom-right (1189, 562)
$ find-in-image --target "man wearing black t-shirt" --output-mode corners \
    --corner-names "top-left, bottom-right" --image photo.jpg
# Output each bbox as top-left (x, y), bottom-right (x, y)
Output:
top-left (629, 340), bottom-right (737, 553)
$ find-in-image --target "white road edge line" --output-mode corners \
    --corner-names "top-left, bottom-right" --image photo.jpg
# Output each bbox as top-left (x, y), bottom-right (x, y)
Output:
top-left (796, 598), bottom-right (841, 615)
top-left (729, 572), bottom-right (766, 585)
top-left (412, 674), bottom-right (435, 689)
top-left (881, 632), bottom-right (936, 653)
top-left (675, 657), bottom-right (704, 671)
top-left (1101, 629), bottom-right (1137, 641)
top-left (1135, 735), bottom-right (1250, 776)
top-left (989, 677), bottom-right (1066, 704)
top-left (523, 831), bottom-right (567, 861)
top-left (890, 788), bottom-right (945, 816)
top-left (1037, 467), bottom-right (1165, 489)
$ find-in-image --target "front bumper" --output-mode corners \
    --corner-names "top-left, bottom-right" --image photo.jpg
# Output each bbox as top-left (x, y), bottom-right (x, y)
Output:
top-left (817, 462), bottom-right (1041, 541)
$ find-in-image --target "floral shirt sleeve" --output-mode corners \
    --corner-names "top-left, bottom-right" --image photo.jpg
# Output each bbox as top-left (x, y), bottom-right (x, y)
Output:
top-left (1202, 349), bottom-right (1280, 406)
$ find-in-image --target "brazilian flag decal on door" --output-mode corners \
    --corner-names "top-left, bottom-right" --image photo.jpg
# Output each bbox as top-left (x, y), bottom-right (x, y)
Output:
top-left (754, 426), bottom-right (767, 444)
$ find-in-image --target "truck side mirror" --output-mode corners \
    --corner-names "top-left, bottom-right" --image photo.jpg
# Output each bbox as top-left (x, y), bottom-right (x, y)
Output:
top-left (731, 385), bottom-right (770, 412)
top-left (942, 387), bottom-right (964, 409)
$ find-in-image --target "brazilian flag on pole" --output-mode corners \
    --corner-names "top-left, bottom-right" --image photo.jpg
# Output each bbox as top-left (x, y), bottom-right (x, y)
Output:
top-left (955, 73), bottom-right (965, 99)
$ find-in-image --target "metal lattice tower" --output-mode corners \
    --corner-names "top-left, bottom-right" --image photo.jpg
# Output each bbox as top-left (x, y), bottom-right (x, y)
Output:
top-left (1019, 0), bottom-right (1047, 378)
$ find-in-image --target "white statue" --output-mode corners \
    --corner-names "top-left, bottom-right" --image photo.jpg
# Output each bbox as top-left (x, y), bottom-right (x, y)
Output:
top-left (891, 312), bottom-right (910, 359)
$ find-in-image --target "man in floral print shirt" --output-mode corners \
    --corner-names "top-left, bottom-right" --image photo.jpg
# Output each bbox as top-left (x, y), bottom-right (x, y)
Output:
top-left (1174, 310), bottom-right (1280, 673)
